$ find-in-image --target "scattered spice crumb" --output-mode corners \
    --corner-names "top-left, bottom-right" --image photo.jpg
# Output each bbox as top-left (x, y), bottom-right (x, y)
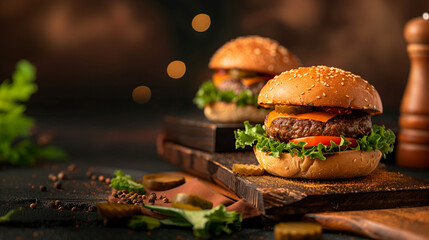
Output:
top-left (91, 175), bottom-right (97, 181)
top-left (58, 206), bottom-right (64, 211)
top-left (39, 185), bottom-right (46, 192)
top-left (71, 206), bottom-right (77, 212)
top-left (98, 175), bottom-right (105, 182)
top-left (55, 200), bottom-right (61, 207)
top-left (49, 201), bottom-right (56, 208)
top-left (105, 178), bottom-right (111, 184)
top-left (54, 181), bottom-right (62, 189)
top-left (67, 164), bottom-right (76, 172)
top-left (30, 203), bottom-right (36, 209)
top-left (58, 171), bottom-right (66, 180)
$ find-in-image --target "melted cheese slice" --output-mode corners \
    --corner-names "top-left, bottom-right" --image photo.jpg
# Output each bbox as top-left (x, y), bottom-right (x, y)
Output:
top-left (212, 72), bottom-right (270, 87)
top-left (266, 110), bottom-right (337, 128)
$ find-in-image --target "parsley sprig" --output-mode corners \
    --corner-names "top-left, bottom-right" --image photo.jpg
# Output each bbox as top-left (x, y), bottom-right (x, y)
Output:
top-left (193, 81), bottom-right (258, 109)
top-left (235, 121), bottom-right (395, 160)
top-left (0, 60), bottom-right (67, 167)
top-left (110, 170), bottom-right (146, 194)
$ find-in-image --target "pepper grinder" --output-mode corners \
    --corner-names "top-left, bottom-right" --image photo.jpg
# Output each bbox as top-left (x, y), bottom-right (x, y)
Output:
top-left (397, 13), bottom-right (429, 168)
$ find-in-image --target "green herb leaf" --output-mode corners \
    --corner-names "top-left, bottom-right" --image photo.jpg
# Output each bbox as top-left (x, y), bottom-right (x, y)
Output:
top-left (110, 170), bottom-right (146, 194)
top-left (145, 204), bottom-right (242, 238)
top-left (0, 60), bottom-right (67, 167)
top-left (0, 208), bottom-right (22, 223)
top-left (235, 121), bottom-right (396, 160)
top-left (193, 81), bottom-right (258, 109)
top-left (128, 215), bottom-right (161, 230)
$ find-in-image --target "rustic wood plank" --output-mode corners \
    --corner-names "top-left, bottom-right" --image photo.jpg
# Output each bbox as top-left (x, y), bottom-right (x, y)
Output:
top-left (163, 115), bottom-right (245, 153)
top-left (158, 140), bottom-right (429, 218)
top-left (305, 206), bottom-right (429, 240)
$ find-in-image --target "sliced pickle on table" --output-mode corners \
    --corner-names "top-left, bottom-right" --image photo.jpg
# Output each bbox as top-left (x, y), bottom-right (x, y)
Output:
top-left (97, 203), bottom-right (141, 218)
top-left (275, 105), bottom-right (313, 115)
top-left (227, 69), bottom-right (259, 79)
top-left (173, 193), bottom-right (213, 210)
top-left (142, 174), bottom-right (185, 191)
top-left (232, 164), bottom-right (265, 176)
top-left (274, 222), bottom-right (322, 240)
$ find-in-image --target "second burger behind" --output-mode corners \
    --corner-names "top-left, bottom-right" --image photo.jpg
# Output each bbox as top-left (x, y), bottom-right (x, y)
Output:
top-left (194, 35), bottom-right (301, 123)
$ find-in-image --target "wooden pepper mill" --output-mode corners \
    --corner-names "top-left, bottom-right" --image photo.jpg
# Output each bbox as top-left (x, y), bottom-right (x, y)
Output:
top-left (397, 13), bottom-right (429, 168)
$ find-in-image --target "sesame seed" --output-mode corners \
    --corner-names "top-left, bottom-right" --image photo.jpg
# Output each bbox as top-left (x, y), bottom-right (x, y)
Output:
top-left (323, 92), bottom-right (326, 97)
top-left (345, 95), bottom-right (349, 98)
top-left (364, 98), bottom-right (368, 102)
top-left (326, 84), bottom-right (330, 87)
top-left (301, 92), bottom-right (305, 95)
top-left (316, 96), bottom-right (321, 99)
top-left (341, 82), bottom-right (345, 86)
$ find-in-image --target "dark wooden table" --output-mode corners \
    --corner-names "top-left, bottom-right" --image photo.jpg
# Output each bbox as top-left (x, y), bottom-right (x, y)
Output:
top-left (0, 112), bottom-right (427, 239)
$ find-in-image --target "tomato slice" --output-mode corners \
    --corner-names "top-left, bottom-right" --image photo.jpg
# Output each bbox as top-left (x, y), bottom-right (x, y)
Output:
top-left (289, 136), bottom-right (358, 148)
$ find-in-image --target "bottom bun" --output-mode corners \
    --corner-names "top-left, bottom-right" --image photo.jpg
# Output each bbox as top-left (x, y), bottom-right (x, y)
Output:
top-left (254, 147), bottom-right (382, 179)
top-left (204, 102), bottom-right (269, 123)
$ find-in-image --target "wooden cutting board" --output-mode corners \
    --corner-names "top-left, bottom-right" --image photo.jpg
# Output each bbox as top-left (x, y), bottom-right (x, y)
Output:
top-left (163, 115), bottom-right (246, 153)
top-left (305, 206), bottom-right (429, 240)
top-left (158, 139), bottom-right (429, 218)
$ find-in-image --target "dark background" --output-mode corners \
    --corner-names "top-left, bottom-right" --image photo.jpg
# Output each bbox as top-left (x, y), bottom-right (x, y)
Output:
top-left (1, 0), bottom-right (428, 166)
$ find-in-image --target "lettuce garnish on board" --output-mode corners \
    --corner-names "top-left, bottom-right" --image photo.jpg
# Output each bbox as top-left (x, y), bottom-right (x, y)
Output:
top-left (110, 170), bottom-right (146, 194)
top-left (235, 121), bottom-right (396, 160)
top-left (193, 81), bottom-right (258, 109)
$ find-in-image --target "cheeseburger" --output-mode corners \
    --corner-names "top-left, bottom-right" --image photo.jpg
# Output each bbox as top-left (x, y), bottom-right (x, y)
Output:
top-left (235, 66), bottom-right (396, 179)
top-left (193, 35), bottom-right (301, 123)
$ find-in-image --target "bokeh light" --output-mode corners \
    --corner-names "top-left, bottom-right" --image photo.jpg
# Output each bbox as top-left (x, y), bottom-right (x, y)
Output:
top-left (132, 86), bottom-right (151, 104)
top-left (167, 60), bottom-right (186, 79)
top-left (192, 14), bottom-right (211, 32)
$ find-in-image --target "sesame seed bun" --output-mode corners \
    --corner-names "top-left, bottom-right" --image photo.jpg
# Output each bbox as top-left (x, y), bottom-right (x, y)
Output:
top-left (258, 66), bottom-right (383, 115)
top-left (204, 102), bottom-right (270, 123)
top-left (254, 147), bottom-right (382, 179)
top-left (209, 36), bottom-right (301, 75)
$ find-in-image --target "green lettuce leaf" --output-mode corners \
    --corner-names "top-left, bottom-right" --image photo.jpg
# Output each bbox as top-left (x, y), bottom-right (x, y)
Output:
top-left (128, 215), bottom-right (161, 230)
top-left (0, 208), bottom-right (22, 223)
top-left (235, 121), bottom-right (395, 160)
top-left (110, 170), bottom-right (146, 194)
top-left (145, 204), bottom-right (242, 238)
top-left (193, 81), bottom-right (258, 109)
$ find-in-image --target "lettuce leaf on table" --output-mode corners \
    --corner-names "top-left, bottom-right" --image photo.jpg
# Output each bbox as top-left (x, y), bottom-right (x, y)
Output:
top-left (143, 204), bottom-right (242, 238)
top-left (235, 121), bottom-right (395, 160)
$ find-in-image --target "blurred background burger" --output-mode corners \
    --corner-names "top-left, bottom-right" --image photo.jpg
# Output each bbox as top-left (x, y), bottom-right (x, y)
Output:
top-left (193, 35), bottom-right (300, 122)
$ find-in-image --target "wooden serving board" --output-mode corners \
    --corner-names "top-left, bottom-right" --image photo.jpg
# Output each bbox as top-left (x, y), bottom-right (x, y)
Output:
top-left (305, 206), bottom-right (429, 240)
top-left (158, 140), bottom-right (429, 218)
top-left (163, 115), bottom-right (246, 153)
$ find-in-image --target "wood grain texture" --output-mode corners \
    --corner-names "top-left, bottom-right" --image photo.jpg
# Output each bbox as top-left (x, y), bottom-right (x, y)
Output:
top-left (158, 140), bottom-right (429, 218)
top-left (305, 206), bottom-right (429, 240)
top-left (163, 115), bottom-right (244, 153)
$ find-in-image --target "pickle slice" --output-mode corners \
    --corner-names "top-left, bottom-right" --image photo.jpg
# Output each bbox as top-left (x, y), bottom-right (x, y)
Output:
top-left (232, 164), bottom-right (265, 176)
top-left (227, 69), bottom-right (258, 79)
top-left (173, 193), bottom-right (213, 210)
top-left (274, 222), bottom-right (322, 240)
top-left (171, 202), bottom-right (202, 211)
top-left (97, 202), bottom-right (141, 218)
top-left (275, 105), bottom-right (313, 115)
top-left (142, 174), bottom-right (185, 191)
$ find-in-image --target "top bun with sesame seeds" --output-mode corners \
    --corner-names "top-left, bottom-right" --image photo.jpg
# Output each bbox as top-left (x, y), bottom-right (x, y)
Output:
top-left (258, 66), bottom-right (383, 115)
top-left (209, 35), bottom-right (301, 75)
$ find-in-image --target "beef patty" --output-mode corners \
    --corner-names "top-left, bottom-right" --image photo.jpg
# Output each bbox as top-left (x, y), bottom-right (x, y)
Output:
top-left (265, 112), bottom-right (372, 142)
top-left (217, 79), bottom-right (266, 96)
